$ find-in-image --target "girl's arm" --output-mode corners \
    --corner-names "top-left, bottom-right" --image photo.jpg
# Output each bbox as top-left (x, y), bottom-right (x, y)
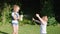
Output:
top-left (17, 15), bottom-right (20, 20)
top-left (13, 14), bottom-right (18, 20)
top-left (17, 13), bottom-right (20, 20)
top-left (12, 13), bottom-right (18, 20)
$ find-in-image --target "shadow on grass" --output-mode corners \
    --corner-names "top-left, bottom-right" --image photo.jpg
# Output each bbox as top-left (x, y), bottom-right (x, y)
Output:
top-left (0, 31), bottom-right (8, 34)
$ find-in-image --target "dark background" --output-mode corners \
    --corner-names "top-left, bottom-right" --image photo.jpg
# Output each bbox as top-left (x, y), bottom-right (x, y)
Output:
top-left (54, 0), bottom-right (60, 22)
top-left (0, 0), bottom-right (60, 23)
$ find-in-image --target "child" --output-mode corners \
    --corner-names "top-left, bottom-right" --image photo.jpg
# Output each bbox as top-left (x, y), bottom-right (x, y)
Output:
top-left (12, 5), bottom-right (20, 34)
top-left (33, 14), bottom-right (48, 34)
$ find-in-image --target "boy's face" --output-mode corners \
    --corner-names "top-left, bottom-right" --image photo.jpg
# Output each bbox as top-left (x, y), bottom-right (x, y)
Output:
top-left (42, 16), bottom-right (48, 21)
top-left (14, 6), bottom-right (20, 12)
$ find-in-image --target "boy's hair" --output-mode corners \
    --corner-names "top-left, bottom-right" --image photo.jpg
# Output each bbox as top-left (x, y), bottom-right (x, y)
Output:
top-left (41, 15), bottom-right (47, 17)
top-left (40, 14), bottom-right (48, 18)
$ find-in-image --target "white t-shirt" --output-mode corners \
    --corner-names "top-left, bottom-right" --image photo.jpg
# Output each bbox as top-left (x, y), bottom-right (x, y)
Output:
top-left (12, 12), bottom-right (19, 23)
top-left (40, 21), bottom-right (47, 33)
top-left (33, 20), bottom-right (47, 33)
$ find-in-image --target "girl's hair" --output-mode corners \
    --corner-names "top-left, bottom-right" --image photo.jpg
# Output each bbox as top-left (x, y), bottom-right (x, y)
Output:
top-left (13, 5), bottom-right (20, 9)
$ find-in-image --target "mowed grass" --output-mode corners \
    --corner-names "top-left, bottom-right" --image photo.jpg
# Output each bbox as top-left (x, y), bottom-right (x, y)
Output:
top-left (0, 24), bottom-right (60, 34)
top-left (47, 25), bottom-right (60, 34)
top-left (0, 24), bottom-right (40, 34)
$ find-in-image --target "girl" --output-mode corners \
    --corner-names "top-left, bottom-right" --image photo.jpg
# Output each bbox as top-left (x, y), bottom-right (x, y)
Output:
top-left (12, 5), bottom-right (20, 34)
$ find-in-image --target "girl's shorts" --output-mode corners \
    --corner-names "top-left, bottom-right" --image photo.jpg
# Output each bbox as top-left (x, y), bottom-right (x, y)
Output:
top-left (41, 33), bottom-right (46, 34)
top-left (12, 23), bottom-right (18, 26)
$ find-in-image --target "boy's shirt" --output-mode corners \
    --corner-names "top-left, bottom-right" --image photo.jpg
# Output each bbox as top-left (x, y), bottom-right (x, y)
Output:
top-left (33, 19), bottom-right (47, 33)
top-left (12, 12), bottom-right (19, 23)
top-left (40, 22), bottom-right (47, 33)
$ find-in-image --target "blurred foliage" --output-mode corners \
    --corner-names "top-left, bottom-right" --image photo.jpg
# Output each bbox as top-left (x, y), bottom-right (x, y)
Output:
top-left (0, 0), bottom-right (59, 25)
top-left (40, 0), bottom-right (54, 17)
top-left (48, 17), bottom-right (58, 26)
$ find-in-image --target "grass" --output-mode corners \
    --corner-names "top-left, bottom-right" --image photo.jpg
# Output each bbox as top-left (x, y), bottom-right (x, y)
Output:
top-left (0, 24), bottom-right (60, 34)
top-left (47, 25), bottom-right (60, 34)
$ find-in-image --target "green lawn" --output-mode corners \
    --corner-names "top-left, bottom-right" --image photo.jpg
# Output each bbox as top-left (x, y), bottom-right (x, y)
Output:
top-left (0, 24), bottom-right (60, 34)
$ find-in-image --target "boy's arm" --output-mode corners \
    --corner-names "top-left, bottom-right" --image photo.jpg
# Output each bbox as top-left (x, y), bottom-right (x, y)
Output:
top-left (32, 18), bottom-right (40, 23)
top-left (36, 14), bottom-right (44, 23)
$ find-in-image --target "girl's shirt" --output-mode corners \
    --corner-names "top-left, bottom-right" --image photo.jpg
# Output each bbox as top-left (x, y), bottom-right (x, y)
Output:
top-left (12, 12), bottom-right (19, 23)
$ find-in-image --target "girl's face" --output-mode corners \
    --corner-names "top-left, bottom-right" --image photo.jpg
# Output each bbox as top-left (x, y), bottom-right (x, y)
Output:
top-left (13, 6), bottom-right (20, 12)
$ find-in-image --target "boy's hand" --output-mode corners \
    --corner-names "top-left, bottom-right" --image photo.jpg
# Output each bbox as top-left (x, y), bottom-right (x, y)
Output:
top-left (32, 18), bottom-right (35, 21)
top-left (36, 14), bottom-right (40, 17)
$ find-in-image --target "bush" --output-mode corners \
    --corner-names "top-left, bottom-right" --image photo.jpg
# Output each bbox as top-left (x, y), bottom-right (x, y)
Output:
top-left (48, 17), bottom-right (58, 26)
top-left (19, 18), bottom-right (36, 25)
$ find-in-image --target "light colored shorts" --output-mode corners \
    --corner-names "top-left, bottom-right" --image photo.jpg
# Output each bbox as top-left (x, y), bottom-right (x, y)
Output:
top-left (41, 33), bottom-right (46, 34)
top-left (12, 23), bottom-right (18, 26)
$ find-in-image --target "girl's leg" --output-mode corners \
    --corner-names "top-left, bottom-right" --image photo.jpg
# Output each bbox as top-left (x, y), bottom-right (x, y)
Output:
top-left (41, 33), bottom-right (46, 34)
top-left (12, 25), bottom-right (16, 34)
top-left (15, 25), bottom-right (18, 34)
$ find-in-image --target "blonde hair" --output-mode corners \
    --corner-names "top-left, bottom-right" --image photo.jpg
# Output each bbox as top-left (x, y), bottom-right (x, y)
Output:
top-left (13, 5), bottom-right (20, 9)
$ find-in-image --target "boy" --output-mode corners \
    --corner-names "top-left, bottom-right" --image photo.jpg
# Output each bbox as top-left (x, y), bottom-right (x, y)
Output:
top-left (12, 5), bottom-right (20, 34)
top-left (33, 14), bottom-right (48, 34)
